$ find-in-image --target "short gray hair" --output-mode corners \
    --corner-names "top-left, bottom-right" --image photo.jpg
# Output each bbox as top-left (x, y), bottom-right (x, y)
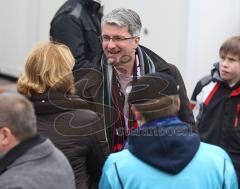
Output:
top-left (0, 93), bottom-right (37, 141)
top-left (102, 8), bottom-right (142, 36)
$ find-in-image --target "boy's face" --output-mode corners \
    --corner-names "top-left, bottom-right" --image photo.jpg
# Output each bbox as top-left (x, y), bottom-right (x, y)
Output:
top-left (219, 54), bottom-right (240, 85)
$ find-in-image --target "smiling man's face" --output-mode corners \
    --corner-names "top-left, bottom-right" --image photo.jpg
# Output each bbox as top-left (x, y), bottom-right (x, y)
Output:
top-left (101, 23), bottom-right (140, 69)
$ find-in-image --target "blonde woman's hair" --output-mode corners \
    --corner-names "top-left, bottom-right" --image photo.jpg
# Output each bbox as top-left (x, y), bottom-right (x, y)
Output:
top-left (17, 41), bottom-right (76, 97)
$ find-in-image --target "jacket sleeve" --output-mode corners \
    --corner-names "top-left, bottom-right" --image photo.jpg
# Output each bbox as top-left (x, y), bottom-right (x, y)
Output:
top-left (50, 15), bottom-right (91, 69)
top-left (225, 160), bottom-right (239, 189)
top-left (190, 79), bottom-right (203, 121)
top-left (190, 81), bottom-right (201, 107)
top-left (99, 157), bottom-right (123, 189)
top-left (99, 170), bottom-right (113, 189)
top-left (169, 64), bottom-right (196, 128)
top-left (190, 75), bottom-right (212, 123)
top-left (87, 133), bottom-right (107, 183)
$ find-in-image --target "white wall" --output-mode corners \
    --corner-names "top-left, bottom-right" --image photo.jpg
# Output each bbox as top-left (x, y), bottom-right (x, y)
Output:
top-left (0, 0), bottom-right (65, 77)
top-left (0, 0), bottom-right (240, 97)
top-left (185, 0), bottom-right (240, 95)
top-left (0, 0), bottom-right (38, 77)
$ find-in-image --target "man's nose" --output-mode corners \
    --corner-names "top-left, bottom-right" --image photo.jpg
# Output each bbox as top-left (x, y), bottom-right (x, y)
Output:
top-left (107, 39), bottom-right (117, 49)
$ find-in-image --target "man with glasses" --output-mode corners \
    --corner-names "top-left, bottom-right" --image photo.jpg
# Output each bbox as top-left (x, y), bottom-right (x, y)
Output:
top-left (76, 8), bottom-right (195, 152)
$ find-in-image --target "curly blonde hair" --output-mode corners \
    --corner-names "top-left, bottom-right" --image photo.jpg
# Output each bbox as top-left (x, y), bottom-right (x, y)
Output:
top-left (17, 41), bottom-right (76, 97)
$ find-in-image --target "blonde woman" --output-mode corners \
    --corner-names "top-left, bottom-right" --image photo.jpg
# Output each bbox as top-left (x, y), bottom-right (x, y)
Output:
top-left (18, 41), bottom-right (108, 189)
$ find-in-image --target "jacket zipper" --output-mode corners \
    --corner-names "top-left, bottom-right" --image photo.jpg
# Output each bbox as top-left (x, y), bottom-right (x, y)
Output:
top-left (234, 104), bottom-right (240, 128)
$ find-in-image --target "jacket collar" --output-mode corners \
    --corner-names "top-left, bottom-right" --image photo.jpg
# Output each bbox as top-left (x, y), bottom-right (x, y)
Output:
top-left (212, 62), bottom-right (240, 89)
top-left (128, 117), bottom-right (200, 174)
top-left (139, 45), bottom-right (170, 72)
top-left (0, 135), bottom-right (46, 175)
top-left (30, 91), bottom-right (89, 114)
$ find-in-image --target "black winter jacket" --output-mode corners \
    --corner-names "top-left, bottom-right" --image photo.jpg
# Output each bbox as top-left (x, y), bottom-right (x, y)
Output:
top-left (75, 46), bottom-right (195, 152)
top-left (50, 0), bottom-right (102, 70)
top-left (31, 91), bottom-right (109, 189)
top-left (191, 63), bottom-right (240, 181)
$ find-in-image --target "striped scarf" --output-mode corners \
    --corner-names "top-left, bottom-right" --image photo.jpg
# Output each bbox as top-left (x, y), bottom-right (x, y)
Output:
top-left (102, 47), bottom-right (156, 152)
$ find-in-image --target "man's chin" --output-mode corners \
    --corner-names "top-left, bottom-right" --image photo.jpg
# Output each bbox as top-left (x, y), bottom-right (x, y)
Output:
top-left (106, 56), bottom-right (120, 65)
top-left (107, 57), bottom-right (116, 64)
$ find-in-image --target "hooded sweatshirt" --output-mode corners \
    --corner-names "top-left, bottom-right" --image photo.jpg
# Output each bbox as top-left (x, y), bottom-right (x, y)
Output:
top-left (99, 117), bottom-right (238, 189)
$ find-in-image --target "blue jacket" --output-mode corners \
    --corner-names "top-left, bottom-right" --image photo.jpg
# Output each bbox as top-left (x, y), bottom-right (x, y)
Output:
top-left (99, 117), bottom-right (238, 189)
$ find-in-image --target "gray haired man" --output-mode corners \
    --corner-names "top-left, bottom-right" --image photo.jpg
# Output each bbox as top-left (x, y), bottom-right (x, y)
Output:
top-left (76, 8), bottom-right (194, 152)
top-left (0, 93), bottom-right (75, 189)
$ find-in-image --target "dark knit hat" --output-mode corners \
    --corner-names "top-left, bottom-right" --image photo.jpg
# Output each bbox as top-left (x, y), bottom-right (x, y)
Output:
top-left (128, 72), bottom-right (179, 105)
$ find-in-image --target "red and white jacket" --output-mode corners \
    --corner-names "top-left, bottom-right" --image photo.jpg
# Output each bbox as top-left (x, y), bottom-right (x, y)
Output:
top-left (190, 63), bottom-right (240, 179)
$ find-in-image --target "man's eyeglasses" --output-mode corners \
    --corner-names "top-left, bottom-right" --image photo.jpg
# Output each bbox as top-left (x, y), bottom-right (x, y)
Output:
top-left (100, 35), bottom-right (138, 43)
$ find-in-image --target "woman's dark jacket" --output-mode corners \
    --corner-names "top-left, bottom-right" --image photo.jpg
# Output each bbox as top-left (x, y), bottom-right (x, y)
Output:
top-left (30, 91), bottom-right (109, 189)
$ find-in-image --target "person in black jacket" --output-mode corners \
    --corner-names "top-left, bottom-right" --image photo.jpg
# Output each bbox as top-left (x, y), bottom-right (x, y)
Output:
top-left (50, 0), bottom-right (103, 70)
top-left (191, 36), bottom-right (240, 184)
top-left (75, 8), bottom-right (195, 152)
top-left (17, 41), bottom-right (109, 189)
